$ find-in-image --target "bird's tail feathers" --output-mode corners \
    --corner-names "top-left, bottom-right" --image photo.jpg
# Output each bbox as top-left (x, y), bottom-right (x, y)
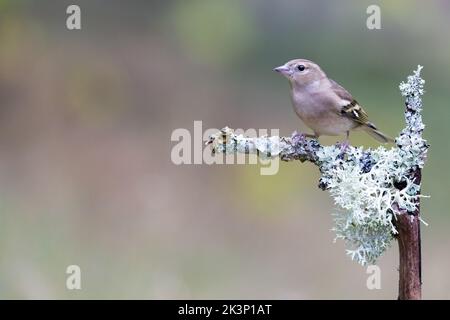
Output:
top-left (363, 125), bottom-right (394, 143)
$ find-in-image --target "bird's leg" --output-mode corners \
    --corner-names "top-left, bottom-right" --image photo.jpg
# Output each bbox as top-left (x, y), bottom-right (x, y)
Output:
top-left (291, 131), bottom-right (317, 145)
top-left (340, 131), bottom-right (350, 152)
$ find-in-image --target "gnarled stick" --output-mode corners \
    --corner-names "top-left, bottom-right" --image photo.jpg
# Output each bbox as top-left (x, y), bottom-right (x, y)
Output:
top-left (207, 66), bottom-right (428, 299)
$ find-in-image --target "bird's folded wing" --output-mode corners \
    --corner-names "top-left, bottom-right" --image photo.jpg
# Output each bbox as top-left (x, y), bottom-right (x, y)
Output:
top-left (340, 100), bottom-right (371, 126)
top-left (329, 78), bottom-right (373, 128)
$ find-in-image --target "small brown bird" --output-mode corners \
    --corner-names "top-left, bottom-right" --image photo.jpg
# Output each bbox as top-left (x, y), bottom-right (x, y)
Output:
top-left (274, 58), bottom-right (393, 144)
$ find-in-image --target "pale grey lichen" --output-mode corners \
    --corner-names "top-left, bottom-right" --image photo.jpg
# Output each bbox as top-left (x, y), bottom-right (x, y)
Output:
top-left (317, 145), bottom-right (424, 265)
top-left (207, 66), bottom-right (428, 266)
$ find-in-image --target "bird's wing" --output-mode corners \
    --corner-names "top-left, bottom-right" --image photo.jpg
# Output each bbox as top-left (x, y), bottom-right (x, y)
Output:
top-left (329, 78), bottom-right (354, 102)
top-left (340, 100), bottom-right (372, 126)
top-left (329, 79), bottom-right (374, 128)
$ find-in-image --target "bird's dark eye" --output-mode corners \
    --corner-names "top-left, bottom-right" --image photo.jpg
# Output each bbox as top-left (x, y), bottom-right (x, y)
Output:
top-left (297, 65), bottom-right (305, 71)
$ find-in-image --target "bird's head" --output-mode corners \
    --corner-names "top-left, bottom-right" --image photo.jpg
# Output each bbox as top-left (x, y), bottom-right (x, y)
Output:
top-left (274, 59), bottom-right (326, 88)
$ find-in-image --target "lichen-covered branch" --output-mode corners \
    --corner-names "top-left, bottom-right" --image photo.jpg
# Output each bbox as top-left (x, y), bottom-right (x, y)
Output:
top-left (207, 66), bottom-right (428, 297)
top-left (206, 127), bottom-right (323, 164)
top-left (395, 66), bottom-right (427, 300)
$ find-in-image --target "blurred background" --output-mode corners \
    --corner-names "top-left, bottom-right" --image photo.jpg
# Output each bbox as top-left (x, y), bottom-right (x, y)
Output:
top-left (0, 0), bottom-right (449, 299)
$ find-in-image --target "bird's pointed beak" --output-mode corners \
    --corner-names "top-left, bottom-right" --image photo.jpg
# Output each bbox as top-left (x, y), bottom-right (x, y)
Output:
top-left (273, 65), bottom-right (291, 76)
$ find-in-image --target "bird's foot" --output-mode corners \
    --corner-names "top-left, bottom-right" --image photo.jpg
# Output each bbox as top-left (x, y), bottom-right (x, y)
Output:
top-left (291, 131), bottom-right (306, 145)
top-left (339, 140), bottom-right (350, 153)
top-left (291, 131), bottom-right (316, 145)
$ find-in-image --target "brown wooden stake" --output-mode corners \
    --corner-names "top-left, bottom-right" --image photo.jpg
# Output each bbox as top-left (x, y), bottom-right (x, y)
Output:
top-left (395, 168), bottom-right (422, 300)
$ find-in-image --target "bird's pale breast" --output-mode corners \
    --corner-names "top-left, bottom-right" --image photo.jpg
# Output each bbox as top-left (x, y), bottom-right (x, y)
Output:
top-left (291, 86), bottom-right (357, 136)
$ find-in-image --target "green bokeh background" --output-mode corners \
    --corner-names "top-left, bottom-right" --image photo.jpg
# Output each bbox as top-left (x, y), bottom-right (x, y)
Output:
top-left (0, 0), bottom-right (449, 299)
